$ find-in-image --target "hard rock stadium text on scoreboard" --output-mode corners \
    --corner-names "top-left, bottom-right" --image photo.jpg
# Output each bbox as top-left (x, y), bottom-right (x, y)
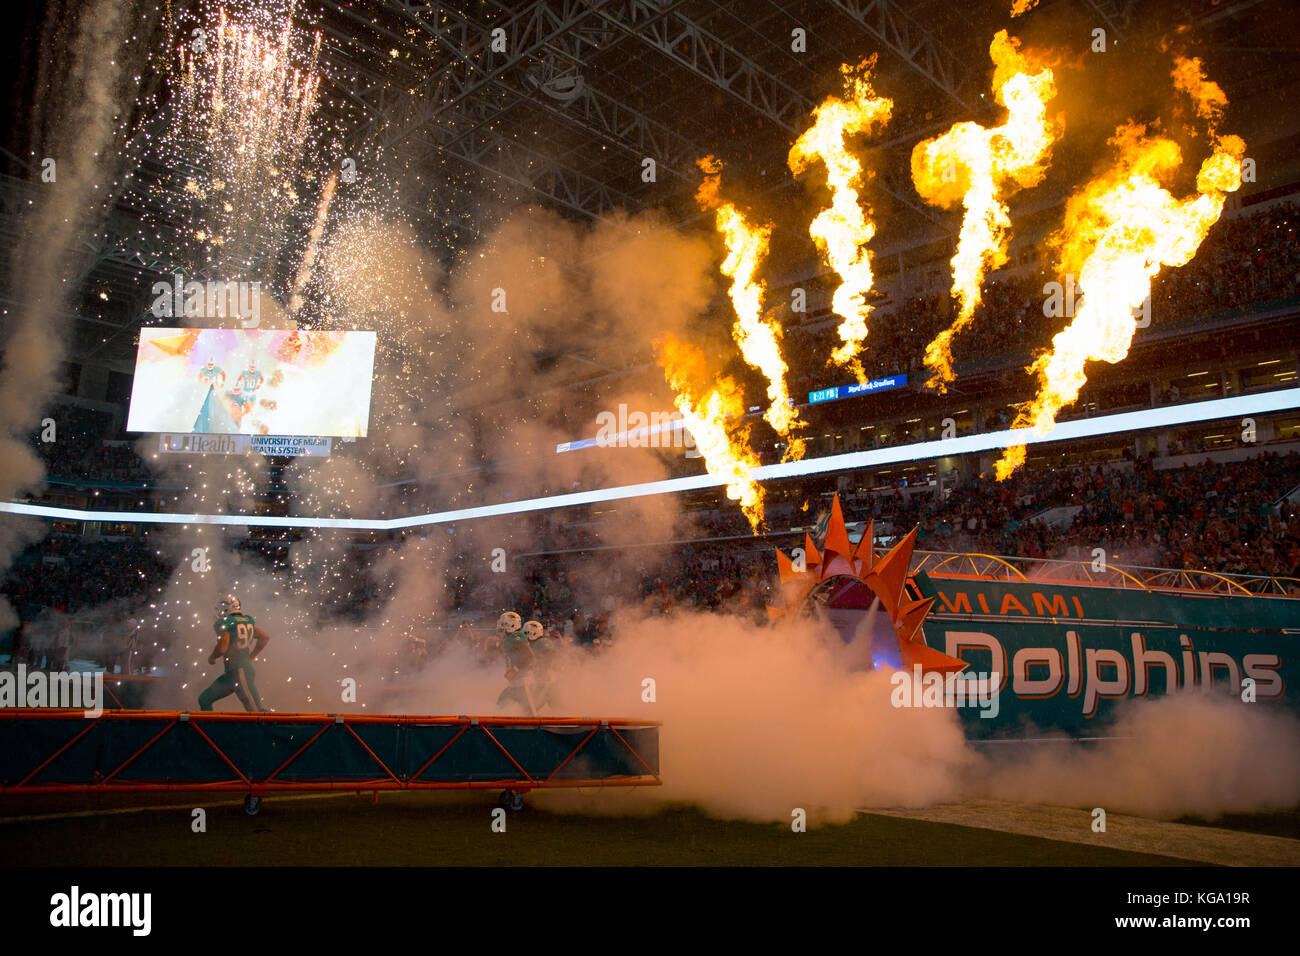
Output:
top-left (808, 374), bottom-right (907, 405)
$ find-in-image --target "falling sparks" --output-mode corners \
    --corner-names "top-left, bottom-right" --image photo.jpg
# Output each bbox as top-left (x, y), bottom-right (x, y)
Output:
top-left (169, 3), bottom-right (324, 274)
top-left (912, 31), bottom-right (1060, 392)
top-left (288, 170), bottom-right (338, 316)
top-left (656, 333), bottom-right (765, 532)
top-left (695, 156), bottom-right (805, 460)
top-left (995, 58), bottom-right (1245, 480)
top-left (788, 56), bottom-right (893, 384)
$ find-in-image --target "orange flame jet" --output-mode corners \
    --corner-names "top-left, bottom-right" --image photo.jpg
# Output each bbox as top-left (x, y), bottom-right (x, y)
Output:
top-left (656, 333), bottom-right (766, 532)
top-left (912, 30), bottom-right (1060, 392)
top-left (788, 57), bottom-right (893, 384)
top-left (996, 58), bottom-right (1245, 479)
top-left (696, 156), bottom-right (805, 461)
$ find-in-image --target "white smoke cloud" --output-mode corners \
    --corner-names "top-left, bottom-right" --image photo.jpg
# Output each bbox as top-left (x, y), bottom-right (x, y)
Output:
top-left (0, 0), bottom-right (136, 624)
top-left (977, 689), bottom-right (1300, 819)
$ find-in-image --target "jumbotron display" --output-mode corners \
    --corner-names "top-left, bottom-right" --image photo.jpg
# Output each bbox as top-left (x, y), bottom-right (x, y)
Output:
top-left (125, 328), bottom-right (376, 437)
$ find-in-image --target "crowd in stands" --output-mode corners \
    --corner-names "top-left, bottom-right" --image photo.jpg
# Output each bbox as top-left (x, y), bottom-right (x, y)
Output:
top-left (43, 442), bottom-right (152, 483)
top-left (30, 404), bottom-right (151, 483)
top-left (1156, 201), bottom-right (1300, 321)
top-left (4, 446), bottom-right (1299, 673)
top-left (4, 534), bottom-right (173, 620)
top-left (502, 448), bottom-right (1300, 624)
top-left (446, 448), bottom-right (1300, 630)
top-left (784, 201), bottom-right (1300, 397)
top-left (635, 542), bottom-right (772, 615)
top-left (884, 451), bottom-right (1300, 580)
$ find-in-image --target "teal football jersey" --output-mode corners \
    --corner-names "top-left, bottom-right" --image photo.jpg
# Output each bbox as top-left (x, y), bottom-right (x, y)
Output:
top-left (215, 612), bottom-right (258, 669)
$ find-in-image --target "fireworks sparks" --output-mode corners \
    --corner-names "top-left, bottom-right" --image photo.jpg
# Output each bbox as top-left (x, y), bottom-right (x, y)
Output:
top-left (167, 2), bottom-right (324, 276)
top-left (995, 58), bottom-right (1245, 480)
top-left (288, 171), bottom-right (337, 316)
top-left (695, 156), bottom-right (805, 461)
top-left (912, 31), bottom-right (1061, 392)
top-left (788, 56), bottom-right (893, 384)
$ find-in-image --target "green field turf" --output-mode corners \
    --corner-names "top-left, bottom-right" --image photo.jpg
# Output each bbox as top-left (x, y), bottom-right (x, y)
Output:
top-left (1173, 811), bottom-right (1300, 841)
top-left (0, 792), bottom-right (1203, 866)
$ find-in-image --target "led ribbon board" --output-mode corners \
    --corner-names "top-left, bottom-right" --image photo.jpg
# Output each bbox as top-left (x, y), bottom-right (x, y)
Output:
top-left (7, 388), bottom-right (1299, 530)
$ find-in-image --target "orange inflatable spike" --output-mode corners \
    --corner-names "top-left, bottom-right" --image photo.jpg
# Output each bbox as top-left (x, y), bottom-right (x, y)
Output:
top-left (853, 518), bottom-right (875, 569)
top-left (776, 549), bottom-right (799, 584)
top-left (872, 526), bottom-right (918, 610)
top-left (765, 605), bottom-right (784, 622)
top-left (898, 640), bottom-right (969, 675)
top-left (895, 596), bottom-right (934, 643)
top-left (822, 494), bottom-right (853, 560)
top-left (803, 532), bottom-right (822, 567)
top-left (858, 571), bottom-right (898, 620)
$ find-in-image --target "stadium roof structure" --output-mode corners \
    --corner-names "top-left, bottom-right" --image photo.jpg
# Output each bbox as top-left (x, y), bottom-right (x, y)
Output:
top-left (1, 0), bottom-right (1297, 385)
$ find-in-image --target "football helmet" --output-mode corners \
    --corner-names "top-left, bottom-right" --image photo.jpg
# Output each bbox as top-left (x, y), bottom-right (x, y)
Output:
top-left (216, 594), bottom-right (241, 617)
top-left (523, 620), bottom-right (544, 641)
top-left (497, 611), bottom-right (522, 636)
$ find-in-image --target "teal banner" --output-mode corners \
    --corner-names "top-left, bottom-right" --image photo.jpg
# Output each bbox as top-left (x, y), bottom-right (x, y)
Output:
top-left (911, 574), bottom-right (1298, 737)
top-left (922, 619), bottom-right (1293, 737)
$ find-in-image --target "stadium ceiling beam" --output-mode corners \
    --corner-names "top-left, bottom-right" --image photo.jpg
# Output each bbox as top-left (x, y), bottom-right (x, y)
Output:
top-left (334, 3), bottom-right (938, 223)
top-left (1079, 0), bottom-right (1137, 39)
top-left (372, 0), bottom-right (624, 154)
top-left (0, 175), bottom-right (182, 295)
top-left (95, 108), bottom-right (174, 219)
top-left (370, 0), bottom-right (804, 172)
top-left (319, 36), bottom-right (408, 123)
top-left (1197, 0), bottom-right (1268, 25)
top-left (427, 77), bottom-right (697, 190)
top-left (594, 4), bottom-right (810, 134)
top-left (589, 5), bottom-right (948, 227)
top-left (824, 0), bottom-right (977, 112)
top-left (526, 81), bottom-right (702, 182)
top-left (0, 294), bottom-right (123, 332)
top-left (0, 119), bottom-right (196, 300)
top-left (316, 49), bottom-right (493, 236)
top-left (412, 119), bottom-right (634, 220)
top-left (0, 146), bottom-right (37, 174)
top-left (0, 171), bottom-right (37, 226)
top-left (470, 1), bottom-right (708, 179)
top-left (324, 7), bottom-right (646, 219)
top-left (79, 219), bottom-right (187, 287)
top-left (380, 0), bottom-right (704, 181)
top-left (373, 81), bottom-right (641, 220)
top-left (332, 0), bottom-right (702, 198)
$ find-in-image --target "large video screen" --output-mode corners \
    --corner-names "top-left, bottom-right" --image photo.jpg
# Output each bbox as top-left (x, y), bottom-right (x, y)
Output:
top-left (126, 328), bottom-right (377, 437)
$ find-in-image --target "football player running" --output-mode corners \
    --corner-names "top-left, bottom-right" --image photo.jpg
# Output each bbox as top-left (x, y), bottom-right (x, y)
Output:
top-left (495, 611), bottom-right (536, 714)
top-left (199, 595), bottom-right (269, 712)
top-left (522, 620), bottom-right (555, 710)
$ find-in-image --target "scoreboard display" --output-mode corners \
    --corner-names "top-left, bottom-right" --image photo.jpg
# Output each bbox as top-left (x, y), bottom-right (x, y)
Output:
top-left (126, 328), bottom-right (376, 438)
